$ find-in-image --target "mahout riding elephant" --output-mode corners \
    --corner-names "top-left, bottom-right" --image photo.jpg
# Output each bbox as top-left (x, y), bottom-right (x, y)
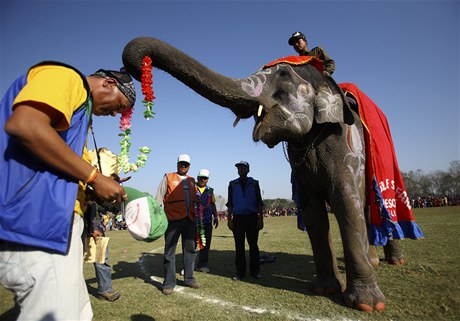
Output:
top-left (122, 37), bottom-right (408, 312)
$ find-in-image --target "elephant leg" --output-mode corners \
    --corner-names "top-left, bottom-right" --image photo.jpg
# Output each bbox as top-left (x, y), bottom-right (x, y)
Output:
top-left (364, 206), bottom-right (380, 268)
top-left (383, 239), bottom-right (406, 265)
top-left (302, 201), bottom-right (343, 294)
top-left (331, 195), bottom-right (385, 312)
top-left (368, 245), bottom-right (380, 269)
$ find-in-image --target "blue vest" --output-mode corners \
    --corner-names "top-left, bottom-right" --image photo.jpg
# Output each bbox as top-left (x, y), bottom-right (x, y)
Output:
top-left (230, 177), bottom-right (259, 215)
top-left (0, 61), bottom-right (92, 254)
top-left (198, 186), bottom-right (214, 224)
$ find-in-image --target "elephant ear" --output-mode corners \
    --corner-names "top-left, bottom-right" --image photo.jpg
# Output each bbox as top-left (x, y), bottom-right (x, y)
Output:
top-left (314, 84), bottom-right (344, 124)
top-left (314, 83), bottom-right (354, 125)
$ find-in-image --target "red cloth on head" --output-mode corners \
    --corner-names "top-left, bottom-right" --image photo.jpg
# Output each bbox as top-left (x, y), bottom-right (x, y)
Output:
top-left (263, 56), bottom-right (324, 73)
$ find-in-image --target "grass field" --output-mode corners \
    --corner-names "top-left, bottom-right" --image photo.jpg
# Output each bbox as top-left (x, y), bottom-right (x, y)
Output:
top-left (1, 206), bottom-right (459, 321)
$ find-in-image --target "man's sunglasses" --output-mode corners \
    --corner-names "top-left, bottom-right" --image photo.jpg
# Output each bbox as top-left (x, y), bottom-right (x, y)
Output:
top-left (178, 162), bottom-right (190, 167)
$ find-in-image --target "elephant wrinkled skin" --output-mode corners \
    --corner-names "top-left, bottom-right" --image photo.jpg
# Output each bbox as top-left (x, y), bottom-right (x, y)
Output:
top-left (122, 37), bottom-right (389, 312)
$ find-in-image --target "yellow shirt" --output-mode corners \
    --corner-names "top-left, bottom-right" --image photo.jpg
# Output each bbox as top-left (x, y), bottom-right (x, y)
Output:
top-left (197, 186), bottom-right (216, 203)
top-left (13, 65), bottom-right (90, 215)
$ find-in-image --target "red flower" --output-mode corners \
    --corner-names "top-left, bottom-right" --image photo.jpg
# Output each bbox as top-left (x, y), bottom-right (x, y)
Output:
top-left (141, 56), bottom-right (155, 102)
top-left (119, 107), bottom-right (133, 131)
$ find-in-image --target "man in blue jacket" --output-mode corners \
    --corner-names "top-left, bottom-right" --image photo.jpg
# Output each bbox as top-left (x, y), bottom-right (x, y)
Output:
top-left (0, 62), bottom-right (133, 320)
top-left (226, 161), bottom-right (264, 281)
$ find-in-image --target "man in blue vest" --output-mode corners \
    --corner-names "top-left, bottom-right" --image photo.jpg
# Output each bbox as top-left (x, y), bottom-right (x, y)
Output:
top-left (226, 161), bottom-right (264, 281)
top-left (0, 62), bottom-right (134, 320)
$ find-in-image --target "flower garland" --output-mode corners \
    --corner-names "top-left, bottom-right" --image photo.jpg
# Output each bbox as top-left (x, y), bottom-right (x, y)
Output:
top-left (194, 191), bottom-right (208, 250)
top-left (141, 56), bottom-right (155, 119)
top-left (117, 56), bottom-right (155, 173)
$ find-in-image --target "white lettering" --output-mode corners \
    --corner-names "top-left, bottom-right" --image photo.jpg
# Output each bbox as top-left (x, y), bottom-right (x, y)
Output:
top-left (383, 198), bottom-right (396, 209)
top-left (378, 179), bottom-right (395, 192)
top-left (395, 186), bottom-right (412, 209)
top-left (379, 180), bottom-right (412, 210)
top-left (388, 209), bottom-right (397, 218)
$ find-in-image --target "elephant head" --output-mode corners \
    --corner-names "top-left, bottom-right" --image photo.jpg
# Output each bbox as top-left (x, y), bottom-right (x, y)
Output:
top-left (122, 37), bottom-right (354, 148)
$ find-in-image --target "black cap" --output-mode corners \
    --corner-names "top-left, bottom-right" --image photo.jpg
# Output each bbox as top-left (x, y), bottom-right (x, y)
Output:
top-left (288, 31), bottom-right (306, 45)
top-left (235, 160), bottom-right (250, 170)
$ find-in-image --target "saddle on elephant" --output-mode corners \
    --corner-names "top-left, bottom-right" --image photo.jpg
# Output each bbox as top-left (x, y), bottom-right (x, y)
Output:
top-left (264, 56), bottom-right (424, 246)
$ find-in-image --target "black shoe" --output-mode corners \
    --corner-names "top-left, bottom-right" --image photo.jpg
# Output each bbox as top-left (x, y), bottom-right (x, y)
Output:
top-left (232, 275), bottom-right (244, 281)
top-left (162, 287), bottom-right (174, 295)
top-left (185, 281), bottom-right (201, 289)
top-left (251, 273), bottom-right (263, 279)
top-left (98, 291), bottom-right (121, 301)
top-left (198, 267), bottom-right (210, 273)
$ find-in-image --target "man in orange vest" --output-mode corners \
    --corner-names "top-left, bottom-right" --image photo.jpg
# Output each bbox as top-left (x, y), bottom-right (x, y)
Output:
top-left (155, 154), bottom-right (201, 295)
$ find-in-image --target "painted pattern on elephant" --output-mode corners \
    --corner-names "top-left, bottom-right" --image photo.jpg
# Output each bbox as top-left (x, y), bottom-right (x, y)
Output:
top-left (344, 124), bottom-right (366, 211)
top-left (240, 68), bottom-right (272, 97)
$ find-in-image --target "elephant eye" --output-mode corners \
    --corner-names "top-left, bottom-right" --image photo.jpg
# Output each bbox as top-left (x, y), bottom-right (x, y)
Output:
top-left (278, 70), bottom-right (289, 78)
top-left (273, 89), bottom-right (287, 101)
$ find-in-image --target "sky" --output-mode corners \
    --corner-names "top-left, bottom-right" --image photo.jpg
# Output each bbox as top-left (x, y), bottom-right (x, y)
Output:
top-left (1, 0), bottom-right (459, 204)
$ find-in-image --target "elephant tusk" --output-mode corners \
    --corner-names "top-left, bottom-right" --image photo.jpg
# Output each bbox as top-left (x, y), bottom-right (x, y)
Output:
top-left (257, 104), bottom-right (264, 117)
top-left (233, 115), bottom-right (241, 127)
top-left (279, 105), bottom-right (292, 117)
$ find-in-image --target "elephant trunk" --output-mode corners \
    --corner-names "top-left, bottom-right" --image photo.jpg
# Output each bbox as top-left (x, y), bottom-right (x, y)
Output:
top-left (122, 37), bottom-right (259, 118)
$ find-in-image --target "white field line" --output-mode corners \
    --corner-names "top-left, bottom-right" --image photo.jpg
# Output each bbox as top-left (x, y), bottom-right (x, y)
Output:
top-left (138, 248), bottom-right (361, 321)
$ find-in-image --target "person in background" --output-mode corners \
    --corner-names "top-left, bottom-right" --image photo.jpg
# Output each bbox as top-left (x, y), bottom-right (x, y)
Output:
top-left (195, 169), bottom-right (219, 273)
top-left (226, 161), bottom-right (264, 281)
top-left (288, 31), bottom-right (335, 76)
top-left (85, 199), bottom-right (121, 302)
top-left (155, 154), bottom-right (201, 295)
top-left (0, 62), bottom-right (134, 320)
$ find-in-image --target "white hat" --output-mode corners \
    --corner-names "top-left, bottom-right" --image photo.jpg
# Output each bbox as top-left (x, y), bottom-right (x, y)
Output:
top-left (177, 154), bottom-right (191, 164)
top-left (235, 160), bottom-right (250, 169)
top-left (198, 169), bottom-right (210, 178)
top-left (123, 187), bottom-right (168, 242)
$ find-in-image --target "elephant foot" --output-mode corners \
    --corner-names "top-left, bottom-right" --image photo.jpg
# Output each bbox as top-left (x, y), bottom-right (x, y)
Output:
top-left (345, 300), bottom-right (385, 312)
top-left (310, 275), bottom-right (343, 295)
top-left (383, 239), bottom-right (406, 265)
top-left (343, 281), bottom-right (385, 312)
top-left (385, 257), bottom-right (407, 265)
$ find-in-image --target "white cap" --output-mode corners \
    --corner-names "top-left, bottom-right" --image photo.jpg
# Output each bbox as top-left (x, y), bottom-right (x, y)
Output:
top-left (177, 154), bottom-right (191, 164)
top-left (124, 196), bottom-right (151, 241)
top-left (198, 169), bottom-right (210, 178)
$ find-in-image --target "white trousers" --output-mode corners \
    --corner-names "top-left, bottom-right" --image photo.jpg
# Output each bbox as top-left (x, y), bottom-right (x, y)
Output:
top-left (0, 214), bottom-right (93, 321)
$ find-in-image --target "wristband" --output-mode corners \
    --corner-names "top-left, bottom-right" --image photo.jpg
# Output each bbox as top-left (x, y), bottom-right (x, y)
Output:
top-left (84, 167), bottom-right (99, 185)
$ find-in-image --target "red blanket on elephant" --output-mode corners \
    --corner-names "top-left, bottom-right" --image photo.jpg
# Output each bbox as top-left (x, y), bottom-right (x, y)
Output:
top-left (339, 83), bottom-right (424, 245)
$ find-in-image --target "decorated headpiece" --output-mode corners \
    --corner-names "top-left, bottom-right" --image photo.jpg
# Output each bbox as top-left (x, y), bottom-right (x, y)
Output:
top-left (92, 69), bottom-right (136, 106)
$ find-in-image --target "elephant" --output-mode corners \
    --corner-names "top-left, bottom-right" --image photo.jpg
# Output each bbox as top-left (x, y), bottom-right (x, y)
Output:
top-left (122, 37), bottom-right (405, 312)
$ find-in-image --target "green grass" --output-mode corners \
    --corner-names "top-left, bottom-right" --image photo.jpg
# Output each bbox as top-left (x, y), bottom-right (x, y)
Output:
top-left (1, 206), bottom-right (459, 321)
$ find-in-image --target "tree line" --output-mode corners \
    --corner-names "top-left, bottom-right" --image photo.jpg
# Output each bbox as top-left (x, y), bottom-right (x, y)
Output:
top-left (214, 160), bottom-right (460, 212)
top-left (402, 160), bottom-right (460, 199)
